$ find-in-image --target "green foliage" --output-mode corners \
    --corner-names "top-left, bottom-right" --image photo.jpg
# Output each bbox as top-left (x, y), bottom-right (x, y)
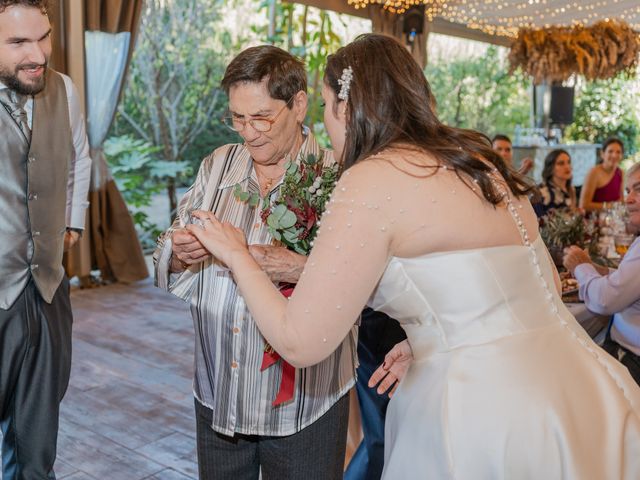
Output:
top-left (232, 152), bottom-right (338, 254)
top-left (233, 184), bottom-right (262, 208)
top-left (264, 153), bottom-right (338, 254)
top-left (539, 210), bottom-right (595, 249)
top-left (564, 74), bottom-right (640, 155)
top-left (111, 0), bottom-right (239, 220)
top-left (255, 1), bottom-right (349, 145)
top-left (104, 135), bottom-right (191, 250)
top-left (539, 209), bottom-right (600, 266)
top-left (425, 46), bottom-right (531, 137)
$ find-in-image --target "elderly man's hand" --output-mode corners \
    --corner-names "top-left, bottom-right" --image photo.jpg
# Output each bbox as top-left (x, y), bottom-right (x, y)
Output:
top-left (249, 245), bottom-right (306, 283)
top-left (171, 228), bottom-right (211, 272)
top-left (562, 245), bottom-right (591, 275)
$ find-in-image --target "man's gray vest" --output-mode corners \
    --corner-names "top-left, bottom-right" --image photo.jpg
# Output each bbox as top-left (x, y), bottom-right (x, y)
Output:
top-left (0, 70), bottom-right (73, 309)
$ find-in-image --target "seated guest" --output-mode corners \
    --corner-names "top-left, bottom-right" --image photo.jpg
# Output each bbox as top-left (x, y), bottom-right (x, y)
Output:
top-left (563, 161), bottom-right (640, 384)
top-left (532, 149), bottom-right (577, 217)
top-left (579, 137), bottom-right (625, 212)
top-left (492, 134), bottom-right (533, 176)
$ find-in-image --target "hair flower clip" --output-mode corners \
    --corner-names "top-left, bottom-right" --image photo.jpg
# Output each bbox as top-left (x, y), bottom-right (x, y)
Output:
top-left (337, 66), bottom-right (354, 102)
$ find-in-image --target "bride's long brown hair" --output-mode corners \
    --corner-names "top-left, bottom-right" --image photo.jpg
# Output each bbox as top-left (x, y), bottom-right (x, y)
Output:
top-left (324, 34), bottom-right (533, 204)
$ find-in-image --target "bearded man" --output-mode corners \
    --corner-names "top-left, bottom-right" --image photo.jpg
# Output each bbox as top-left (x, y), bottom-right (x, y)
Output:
top-left (0, 1), bottom-right (91, 478)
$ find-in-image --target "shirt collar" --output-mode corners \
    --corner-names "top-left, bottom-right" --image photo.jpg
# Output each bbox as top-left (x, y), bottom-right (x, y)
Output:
top-left (218, 125), bottom-right (318, 190)
top-left (0, 81), bottom-right (34, 101)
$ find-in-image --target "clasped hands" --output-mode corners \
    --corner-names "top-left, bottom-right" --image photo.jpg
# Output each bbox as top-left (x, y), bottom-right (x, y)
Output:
top-left (172, 210), bottom-right (305, 283)
top-left (181, 210), bottom-right (248, 269)
top-left (179, 210), bottom-right (413, 396)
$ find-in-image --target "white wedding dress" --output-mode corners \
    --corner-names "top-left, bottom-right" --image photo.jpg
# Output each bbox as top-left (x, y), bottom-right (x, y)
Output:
top-left (237, 156), bottom-right (640, 479)
top-left (369, 236), bottom-right (640, 479)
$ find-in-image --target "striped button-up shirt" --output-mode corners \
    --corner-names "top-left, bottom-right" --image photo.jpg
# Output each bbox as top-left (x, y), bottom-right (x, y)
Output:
top-left (154, 130), bottom-right (357, 436)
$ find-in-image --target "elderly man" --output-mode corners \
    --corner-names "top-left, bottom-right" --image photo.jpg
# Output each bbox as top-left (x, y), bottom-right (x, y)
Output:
top-left (154, 45), bottom-right (356, 479)
top-left (0, 0), bottom-right (91, 477)
top-left (563, 161), bottom-right (640, 384)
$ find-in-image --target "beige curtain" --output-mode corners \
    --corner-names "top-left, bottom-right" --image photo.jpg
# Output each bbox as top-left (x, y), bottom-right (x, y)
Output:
top-left (50, 0), bottom-right (86, 98)
top-left (53, 0), bottom-right (148, 284)
top-left (85, 0), bottom-right (143, 35)
top-left (369, 6), bottom-right (429, 69)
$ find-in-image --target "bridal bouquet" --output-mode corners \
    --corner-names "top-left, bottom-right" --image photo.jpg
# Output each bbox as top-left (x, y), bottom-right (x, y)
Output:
top-left (261, 152), bottom-right (338, 255)
top-left (234, 151), bottom-right (338, 406)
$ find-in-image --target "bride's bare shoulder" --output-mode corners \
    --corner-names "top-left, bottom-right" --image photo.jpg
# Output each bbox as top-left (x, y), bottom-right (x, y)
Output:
top-left (348, 147), bottom-right (440, 178)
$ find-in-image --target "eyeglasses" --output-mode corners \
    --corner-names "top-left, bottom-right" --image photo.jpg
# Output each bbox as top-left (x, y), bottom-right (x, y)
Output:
top-left (222, 95), bottom-right (294, 133)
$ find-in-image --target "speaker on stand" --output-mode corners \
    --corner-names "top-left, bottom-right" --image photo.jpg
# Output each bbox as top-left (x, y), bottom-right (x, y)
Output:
top-left (532, 83), bottom-right (575, 144)
top-left (549, 85), bottom-right (574, 125)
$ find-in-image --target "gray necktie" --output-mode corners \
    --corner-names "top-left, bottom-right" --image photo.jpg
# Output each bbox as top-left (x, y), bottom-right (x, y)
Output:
top-left (0, 88), bottom-right (31, 140)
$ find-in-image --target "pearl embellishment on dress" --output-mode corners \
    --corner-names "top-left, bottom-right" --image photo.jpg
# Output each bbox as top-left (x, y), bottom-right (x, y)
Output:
top-left (490, 175), bottom-right (640, 405)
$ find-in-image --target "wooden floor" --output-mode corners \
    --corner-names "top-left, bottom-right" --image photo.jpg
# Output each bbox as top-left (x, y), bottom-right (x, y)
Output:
top-left (1, 279), bottom-right (198, 480)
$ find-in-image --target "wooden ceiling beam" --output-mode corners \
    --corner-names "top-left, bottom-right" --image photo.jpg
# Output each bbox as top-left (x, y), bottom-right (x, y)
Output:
top-left (290, 0), bottom-right (512, 47)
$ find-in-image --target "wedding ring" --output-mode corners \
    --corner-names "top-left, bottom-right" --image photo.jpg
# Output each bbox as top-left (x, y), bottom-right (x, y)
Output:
top-left (188, 213), bottom-right (205, 228)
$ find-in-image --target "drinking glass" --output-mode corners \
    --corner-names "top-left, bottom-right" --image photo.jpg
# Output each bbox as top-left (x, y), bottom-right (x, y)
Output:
top-left (614, 234), bottom-right (634, 257)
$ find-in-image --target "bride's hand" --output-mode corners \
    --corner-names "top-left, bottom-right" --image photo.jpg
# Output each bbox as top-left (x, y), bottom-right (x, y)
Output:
top-left (185, 210), bottom-right (249, 268)
top-left (368, 339), bottom-right (413, 398)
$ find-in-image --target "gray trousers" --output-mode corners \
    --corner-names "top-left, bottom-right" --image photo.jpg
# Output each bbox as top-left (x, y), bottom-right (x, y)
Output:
top-left (0, 278), bottom-right (73, 480)
top-left (195, 393), bottom-right (349, 480)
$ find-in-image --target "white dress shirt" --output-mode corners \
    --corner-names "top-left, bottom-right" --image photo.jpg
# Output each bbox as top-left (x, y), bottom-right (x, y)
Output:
top-left (575, 236), bottom-right (640, 355)
top-left (0, 73), bottom-right (91, 229)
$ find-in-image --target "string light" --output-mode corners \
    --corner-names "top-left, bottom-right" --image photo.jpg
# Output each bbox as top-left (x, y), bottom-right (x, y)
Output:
top-left (345, 0), bottom-right (640, 38)
top-left (347, 0), bottom-right (447, 16)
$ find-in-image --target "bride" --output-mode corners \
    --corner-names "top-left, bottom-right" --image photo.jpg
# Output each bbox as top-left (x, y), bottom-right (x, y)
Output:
top-left (187, 34), bottom-right (640, 479)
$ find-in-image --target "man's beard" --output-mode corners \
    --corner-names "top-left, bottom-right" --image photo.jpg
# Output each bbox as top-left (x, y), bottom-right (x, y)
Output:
top-left (0, 62), bottom-right (48, 96)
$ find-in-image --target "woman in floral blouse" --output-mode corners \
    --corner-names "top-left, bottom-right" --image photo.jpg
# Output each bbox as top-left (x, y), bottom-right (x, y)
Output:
top-left (533, 149), bottom-right (577, 217)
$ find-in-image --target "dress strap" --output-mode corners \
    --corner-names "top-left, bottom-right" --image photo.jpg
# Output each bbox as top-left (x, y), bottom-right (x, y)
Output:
top-left (491, 175), bottom-right (531, 248)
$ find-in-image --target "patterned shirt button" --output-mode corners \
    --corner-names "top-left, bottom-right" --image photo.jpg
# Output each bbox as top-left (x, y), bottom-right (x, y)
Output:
top-left (231, 361), bottom-right (238, 369)
top-left (232, 327), bottom-right (240, 334)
